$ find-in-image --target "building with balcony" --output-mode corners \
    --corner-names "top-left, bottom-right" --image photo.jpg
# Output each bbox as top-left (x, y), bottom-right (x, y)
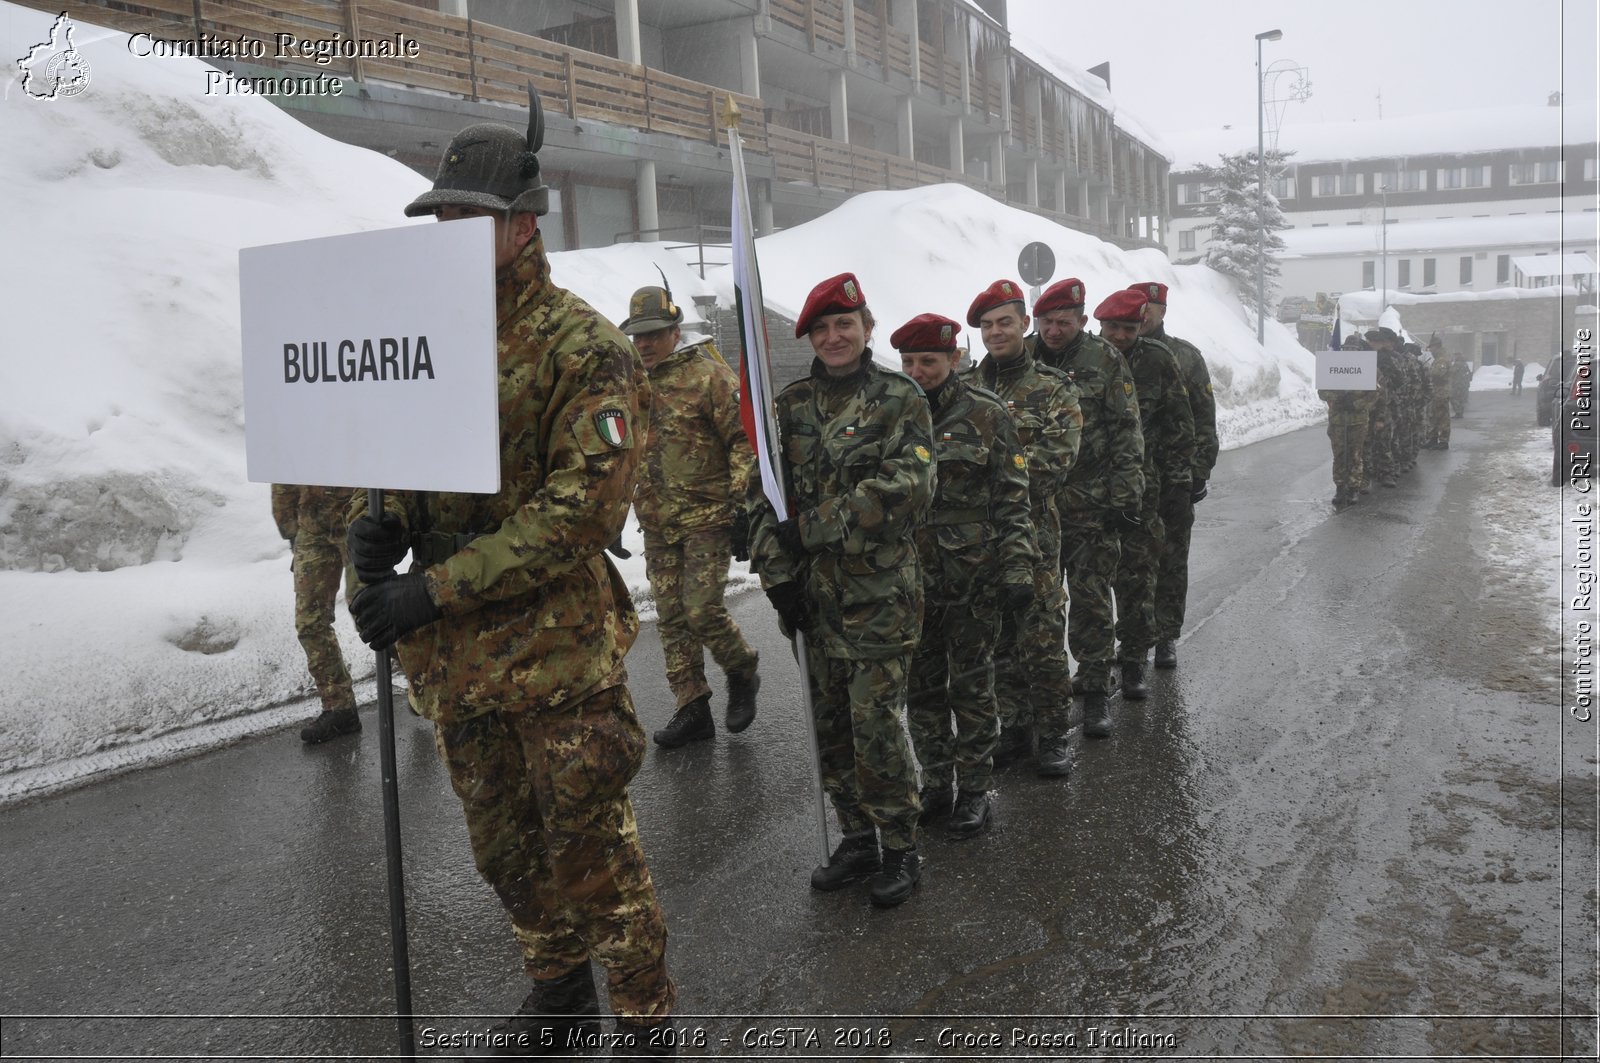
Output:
top-left (32, 0), bottom-right (1169, 253)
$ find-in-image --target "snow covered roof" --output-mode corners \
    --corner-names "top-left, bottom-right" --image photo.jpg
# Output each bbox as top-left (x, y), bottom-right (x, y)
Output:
top-left (1167, 104), bottom-right (1597, 171)
top-left (1279, 213), bottom-right (1570, 258)
top-left (1005, 40), bottom-right (1170, 161)
top-left (1510, 252), bottom-right (1597, 277)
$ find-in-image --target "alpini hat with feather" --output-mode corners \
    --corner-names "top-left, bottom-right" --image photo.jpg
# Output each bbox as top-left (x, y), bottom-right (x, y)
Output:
top-left (405, 84), bottom-right (550, 218)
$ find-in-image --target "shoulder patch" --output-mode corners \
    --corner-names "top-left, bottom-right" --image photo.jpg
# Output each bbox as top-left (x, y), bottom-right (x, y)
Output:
top-left (1012, 452), bottom-right (1026, 470)
top-left (914, 445), bottom-right (932, 464)
top-left (595, 408), bottom-right (629, 447)
top-left (1123, 381), bottom-right (1134, 396)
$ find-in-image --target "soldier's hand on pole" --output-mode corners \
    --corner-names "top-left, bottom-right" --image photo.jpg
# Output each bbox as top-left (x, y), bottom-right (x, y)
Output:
top-left (729, 510), bottom-right (751, 562)
top-left (1106, 509), bottom-right (1142, 534)
top-left (348, 513), bottom-right (410, 583)
top-left (351, 572), bottom-right (442, 650)
top-left (1190, 479), bottom-right (1209, 504)
top-left (774, 517), bottom-right (805, 560)
top-left (606, 535), bottom-right (633, 560)
top-left (765, 581), bottom-right (814, 636)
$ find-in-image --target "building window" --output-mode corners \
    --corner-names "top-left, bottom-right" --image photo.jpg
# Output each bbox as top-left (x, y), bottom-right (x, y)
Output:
top-left (1272, 175), bottom-right (1294, 199)
top-left (1510, 160), bottom-right (1563, 184)
top-left (1438, 165), bottom-right (1490, 189)
top-left (1481, 332), bottom-right (1505, 366)
top-left (1379, 169), bottom-right (1423, 192)
top-left (1497, 254), bottom-right (1511, 284)
top-left (1460, 256), bottom-right (1473, 284)
top-left (1587, 158), bottom-right (1596, 181)
top-left (1312, 173), bottom-right (1363, 197)
top-left (1363, 261), bottom-right (1376, 288)
top-left (1423, 258), bottom-right (1436, 287)
top-left (1178, 229), bottom-right (1196, 252)
top-left (1398, 259), bottom-right (1411, 288)
top-left (1177, 182), bottom-right (1220, 206)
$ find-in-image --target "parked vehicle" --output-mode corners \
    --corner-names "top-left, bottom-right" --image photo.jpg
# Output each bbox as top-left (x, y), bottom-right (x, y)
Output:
top-left (1536, 352), bottom-right (1572, 428)
top-left (1551, 350), bottom-right (1593, 487)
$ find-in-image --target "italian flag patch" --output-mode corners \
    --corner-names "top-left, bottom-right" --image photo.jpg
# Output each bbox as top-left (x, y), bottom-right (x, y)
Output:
top-left (595, 408), bottom-right (629, 447)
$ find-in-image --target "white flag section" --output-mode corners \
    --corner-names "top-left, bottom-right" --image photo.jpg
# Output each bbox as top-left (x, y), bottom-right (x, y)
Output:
top-left (240, 217), bottom-right (501, 493)
top-left (729, 128), bottom-right (789, 520)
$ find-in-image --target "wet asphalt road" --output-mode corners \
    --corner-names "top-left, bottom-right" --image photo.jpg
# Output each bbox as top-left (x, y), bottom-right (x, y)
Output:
top-left (0, 391), bottom-right (1592, 1061)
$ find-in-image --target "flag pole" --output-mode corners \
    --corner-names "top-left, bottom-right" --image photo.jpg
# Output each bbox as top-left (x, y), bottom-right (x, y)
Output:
top-left (723, 97), bottom-right (832, 866)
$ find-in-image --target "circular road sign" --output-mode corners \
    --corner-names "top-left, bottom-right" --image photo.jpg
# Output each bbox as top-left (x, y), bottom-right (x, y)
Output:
top-left (1017, 241), bottom-right (1055, 287)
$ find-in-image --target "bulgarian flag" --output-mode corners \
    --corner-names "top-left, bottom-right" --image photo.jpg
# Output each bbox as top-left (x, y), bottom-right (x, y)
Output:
top-left (726, 106), bottom-right (789, 521)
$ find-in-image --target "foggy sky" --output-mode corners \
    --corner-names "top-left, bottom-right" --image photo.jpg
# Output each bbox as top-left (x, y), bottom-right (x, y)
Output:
top-left (1005, 0), bottom-right (1598, 146)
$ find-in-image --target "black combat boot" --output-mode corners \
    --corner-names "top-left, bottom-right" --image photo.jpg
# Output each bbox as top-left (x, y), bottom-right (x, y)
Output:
top-left (917, 782), bottom-right (954, 825)
top-left (1081, 693), bottom-right (1112, 739)
top-left (868, 846), bottom-right (920, 908)
top-left (1036, 735), bottom-right (1071, 778)
top-left (810, 830), bottom-right (880, 891)
top-left (1154, 639), bottom-right (1178, 669)
top-left (652, 696), bottom-right (713, 749)
top-left (466, 963), bottom-right (601, 1061)
top-left (946, 790), bottom-right (992, 837)
top-left (1121, 660), bottom-right (1149, 701)
top-left (723, 666), bottom-right (760, 733)
top-left (611, 1019), bottom-right (676, 1057)
top-left (300, 708), bottom-right (360, 744)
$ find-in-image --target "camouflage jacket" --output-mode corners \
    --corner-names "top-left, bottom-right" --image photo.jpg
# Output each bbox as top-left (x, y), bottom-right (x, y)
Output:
top-left (749, 353), bottom-right (934, 659)
top-left (1370, 349), bottom-right (1405, 425)
top-left (1148, 326), bottom-right (1219, 483)
top-left (1028, 332), bottom-right (1144, 513)
top-left (1428, 357), bottom-right (1453, 404)
top-left (914, 374), bottom-right (1038, 604)
top-left (349, 234), bottom-right (648, 723)
top-left (633, 340), bottom-right (754, 542)
top-left (964, 349), bottom-right (1083, 519)
top-left (271, 483), bottom-right (355, 540)
top-left (1450, 361), bottom-right (1473, 395)
top-left (1121, 336), bottom-right (1196, 497)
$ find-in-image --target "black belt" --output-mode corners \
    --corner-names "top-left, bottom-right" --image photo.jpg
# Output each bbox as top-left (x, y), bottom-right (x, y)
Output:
top-left (412, 530), bottom-right (486, 566)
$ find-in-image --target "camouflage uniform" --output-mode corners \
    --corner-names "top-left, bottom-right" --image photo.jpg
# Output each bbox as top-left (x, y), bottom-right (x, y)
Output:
top-left (1148, 327), bottom-right (1217, 646)
top-left (1428, 354), bottom-right (1453, 446)
top-left (1320, 390), bottom-right (1377, 495)
top-left (907, 374), bottom-right (1037, 795)
top-left (1113, 337), bottom-right (1195, 663)
top-left (271, 484), bottom-right (357, 713)
top-left (749, 354), bottom-right (934, 851)
top-left (965, 349), bottom-right (1082, 740)
top-left (635, 340), bottom-right (758, 709)
top-left (1029, 332), bottom-right (1144, 697)
top-left (349, 234), bottom-right (673, 1023)
top-left (1365, 349), bottom-right (1404, 486)
top-left (1395, 350), bottom-right (1424, 466)
top-left (1450, 358), bottom-right (1473, 416)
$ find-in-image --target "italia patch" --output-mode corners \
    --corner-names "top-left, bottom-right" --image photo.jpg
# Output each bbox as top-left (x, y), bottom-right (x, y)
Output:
top-left (914, 445), bottom-right (932, 464)
top-left (595, 408), bottom-right (629, 447)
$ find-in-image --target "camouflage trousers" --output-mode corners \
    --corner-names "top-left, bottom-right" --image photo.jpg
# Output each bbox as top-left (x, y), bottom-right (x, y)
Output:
top-left (906, 597), bottom-right (1002, 794)
top-left (804, 647), bottom-right (920, 851)
top-left (994, 504), bottom-right (1072, 739)
top-left (642, 527), bottom-right (757, 709)
top-left (1153, 497), bottom-right (1195, 643)
top-left (1113, 491), bottom-right (1166, 662)
top-left (291, 529), bottom-right (355, 712)
top-left (1366, 415), bottom-right (1396, 483)
top-left (1452, 388), bottom-right (1469, 417)
top-left (1327, 399), bottom-right (1371, 490)
top-left (1060, 509), bottom-right (1121, 697)
top-left (434, 682), bottom-right (675, 1023)
top-left (1428, 397), bottom-right (1452, 445)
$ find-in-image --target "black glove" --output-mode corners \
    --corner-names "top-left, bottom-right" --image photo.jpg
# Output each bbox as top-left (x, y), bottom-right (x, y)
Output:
top-left (1159, 483), bottom-right (1192, 526)
top-left (764, 582), bottom-right (814, 636)
top-left (606, 535), bottom-right (632, 560)
top-left (1107, 509), bottom-right (1142, 534)
top-left (774, 517), bottom-right (805, 560)
top-left (351, 572), bottom-right (442, 650)
top-left (998, 582), bottom-right (1034, 615)
top-left (347, 512), bottom-right (409, 584)
top-left (729, 510), bottom-right (750, 563)
top-left (1190, 480), bottom-right (1209, 504)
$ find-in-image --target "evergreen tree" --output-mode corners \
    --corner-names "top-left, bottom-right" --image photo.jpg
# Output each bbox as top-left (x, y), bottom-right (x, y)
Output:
top-left (1198, 149), bottom-right (1292, 324)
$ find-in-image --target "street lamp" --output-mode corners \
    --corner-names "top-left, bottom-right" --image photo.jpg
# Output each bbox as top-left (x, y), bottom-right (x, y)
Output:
top-left (1255, 28), bottom-right (1282, 345)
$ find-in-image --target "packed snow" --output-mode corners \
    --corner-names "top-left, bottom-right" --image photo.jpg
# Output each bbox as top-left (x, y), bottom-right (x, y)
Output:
top-left (0, 1), bottom-right (1425, 799)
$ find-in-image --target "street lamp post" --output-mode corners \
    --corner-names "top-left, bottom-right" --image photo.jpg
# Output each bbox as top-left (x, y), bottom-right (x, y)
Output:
top-left (1379, 184), bottom-right (1390, 324)
top-left (1255, 28), bottom-right (1282, 345)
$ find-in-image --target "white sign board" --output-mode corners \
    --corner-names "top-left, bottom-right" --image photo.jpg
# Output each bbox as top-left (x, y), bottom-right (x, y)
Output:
top-left (1315, 350), bottom-right (1378, 391)
top-left (240, 218), bottom-right (500, 493)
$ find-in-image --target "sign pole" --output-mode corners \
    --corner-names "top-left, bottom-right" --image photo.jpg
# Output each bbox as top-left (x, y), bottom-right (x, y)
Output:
top-left (369, 486), bottom-right (417, 1062)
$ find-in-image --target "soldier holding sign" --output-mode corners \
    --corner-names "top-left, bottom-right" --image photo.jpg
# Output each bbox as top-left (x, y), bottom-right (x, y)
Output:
top-left (344, 114), bottom-right (678, 1056)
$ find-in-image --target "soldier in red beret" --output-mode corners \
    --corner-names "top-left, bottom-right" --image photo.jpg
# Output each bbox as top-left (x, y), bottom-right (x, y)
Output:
top-left (1026, 280), bottom-right (1145, 726)
top-left (962, 280), bottom-right (1083, 777)
top-left (749, 272), bottom-right (935, 907)
top-left (1128, 283), bottom-right (1218, 671)
top-left (894, 313), bottom-right (1037, 836)
top-left (1094, 290), bottom-right (1195, 718)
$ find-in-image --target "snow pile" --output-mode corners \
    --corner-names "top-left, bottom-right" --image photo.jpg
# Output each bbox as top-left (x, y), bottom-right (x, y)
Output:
top-left (0, 3), bottom-right (1319, 790)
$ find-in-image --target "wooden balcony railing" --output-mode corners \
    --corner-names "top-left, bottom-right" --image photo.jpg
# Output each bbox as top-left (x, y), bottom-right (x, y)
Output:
top-left (768, 126), bottom-right (999, 198)
top-left (769, 0), bottom-right (847, 51)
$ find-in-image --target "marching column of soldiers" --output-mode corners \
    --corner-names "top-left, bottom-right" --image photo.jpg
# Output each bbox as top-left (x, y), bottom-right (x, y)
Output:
top-left (1320, 327), bottom-right (1460, 511)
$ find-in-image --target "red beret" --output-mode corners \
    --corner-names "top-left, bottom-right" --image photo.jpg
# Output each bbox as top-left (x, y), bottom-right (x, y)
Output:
top-left (794, 271), bottom-right (867, 338)
top-left (1094, 289), bottom-right (1148, 323)
top-left (966, 279), bottom-right (1028, 328)
top-left (1033, 278), bottom-right (1087, 317)
top-left (1129, 281), bottom-right (1168, 306)
top-left (890, 313), bottom-right (960, 353)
